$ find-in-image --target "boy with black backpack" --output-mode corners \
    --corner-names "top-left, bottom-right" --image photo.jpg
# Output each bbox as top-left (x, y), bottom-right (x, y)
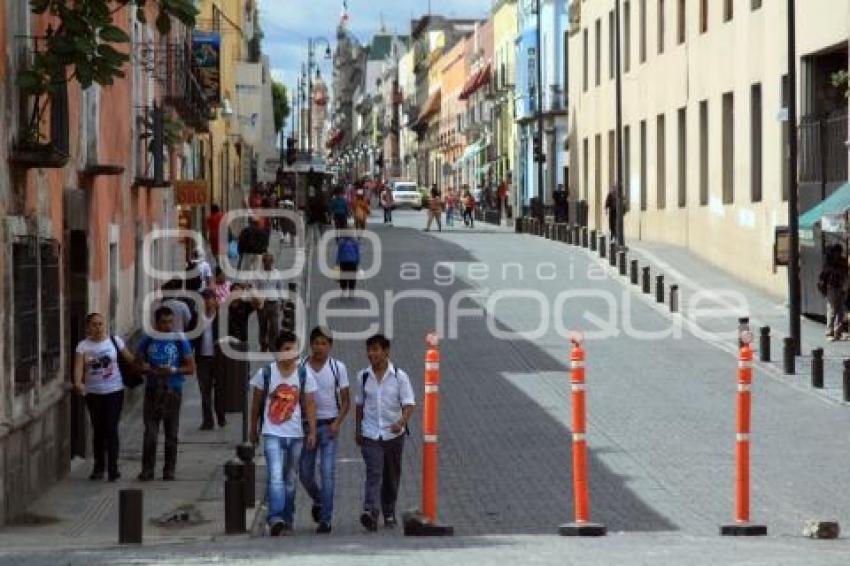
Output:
top-left (298, 327), bottom-right (350, 533)
top-left (249, 331), bottom-right (318, 536)
top-left (355, 334), bottom-right (415, 531)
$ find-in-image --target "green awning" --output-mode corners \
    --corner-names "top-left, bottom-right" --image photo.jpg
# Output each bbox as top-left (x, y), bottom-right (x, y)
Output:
top-left (800, 182), bottom-right (850, 241)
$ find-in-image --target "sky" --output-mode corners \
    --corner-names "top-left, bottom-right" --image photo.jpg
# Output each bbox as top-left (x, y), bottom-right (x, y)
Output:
top-left (259, 0), bottom-right (492, 110)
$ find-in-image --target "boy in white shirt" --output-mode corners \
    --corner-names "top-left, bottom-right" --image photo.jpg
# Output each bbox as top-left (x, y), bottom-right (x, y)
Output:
top-left (298, 327), bottom-right (350, 534)
top-left (355, 334), bottom-right (415, 531)
top-left (250, 331), bottom-right (318, 535)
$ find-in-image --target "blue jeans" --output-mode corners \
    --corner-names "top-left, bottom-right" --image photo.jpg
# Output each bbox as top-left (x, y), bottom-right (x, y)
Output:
top-left (446, 207), bottom-right (454, 226)
top-left (299, 422), bottom-right (338, 523)
top-left (264, 435), bottom-right (302, 526)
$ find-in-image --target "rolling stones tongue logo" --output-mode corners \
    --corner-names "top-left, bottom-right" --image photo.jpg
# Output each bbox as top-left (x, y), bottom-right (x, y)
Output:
top-left (268, 383), bottom-right (299, 425)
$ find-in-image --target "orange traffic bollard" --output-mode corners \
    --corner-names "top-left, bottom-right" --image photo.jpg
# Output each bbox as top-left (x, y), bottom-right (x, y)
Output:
top-left (559, 334), bottom-right (606, 537)
top-left (422, 338), bottom-right (440, 522)
top-left (404, 332), bottom-right (453, 537)
top-left (720, 331), bottom-right (767, 536)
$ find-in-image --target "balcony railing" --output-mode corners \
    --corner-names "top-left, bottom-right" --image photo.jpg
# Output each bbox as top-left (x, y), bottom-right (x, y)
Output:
top-left (163, 41), bottom-right (213, 132)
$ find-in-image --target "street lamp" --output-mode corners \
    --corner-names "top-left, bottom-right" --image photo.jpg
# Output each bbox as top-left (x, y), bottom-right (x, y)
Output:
top-left (615, 0), bottom-right (625, 247)
top-left (787, 0), bottom-right (801, 354)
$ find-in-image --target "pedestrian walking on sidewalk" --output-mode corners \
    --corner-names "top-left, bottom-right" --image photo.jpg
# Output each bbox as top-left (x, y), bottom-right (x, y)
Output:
top-left (211, 267), bottom-right (231, 305)
top-left (250, 331), bottom-right (318, 536)
top-left (73, 313), bottom-right (136, 482)
top-left (380, 185), bottom-right (394, 224)
top-left (819, 243), bottom-right (848, 341)
top-left (136, 307), bottom-right (195, 481)
top-left (299, 326), bottom-right (350, 534)
top-left (330, 189), bottom-right (350, 231)
top-left (254, 253), bottom-right (284, 352)
top-left (353, 191), bottom-right (370, 235)
top-left (238, 217), bottom-right (269, 271)
top-left (158, 279), bottom-right (193, 334)
top-left (187, 248), bottom-right (213, 292)
top-left (445, 188), bottom-right (456, 227)
top-left (355, 334), bottom-right (416, 531)
top-left (604, 187), bottom-right (619, 242)
top-left (192, 290), bottom-right (226, 430)
top-left (206, 203), bottom-right (226, 264)
top-left (227, 282), bottom-right (258, 343)
top-left (336, 232), bottom-right (360, 298)
top-left (462, 190), bottom-right (475, 228)
top-left (425, 186), bottom-right (443, 232)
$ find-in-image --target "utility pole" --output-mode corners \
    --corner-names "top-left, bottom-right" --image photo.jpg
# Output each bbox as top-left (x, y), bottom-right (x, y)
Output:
top-left (535, 0), bottom-right (545, 211)
top-left (614, 0), bottom-right (625, 247)
top-left (787, 0), bottom-right (801, 355)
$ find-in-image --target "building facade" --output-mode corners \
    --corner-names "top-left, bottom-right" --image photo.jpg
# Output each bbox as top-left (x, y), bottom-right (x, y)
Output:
top-left (0, 2), bottom-right (215, 525)
top-left (493, 0), bottom-right (519, 204)
top-left (516, 0), bottom-right (569, 211)
top-left (568, 0), bottom-right (849, 294)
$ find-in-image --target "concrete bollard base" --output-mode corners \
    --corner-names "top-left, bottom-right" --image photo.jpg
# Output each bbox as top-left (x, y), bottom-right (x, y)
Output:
top-left (803, 520), bottom-right (840, 539)
top-left (402, 510), bottom-right (454, 537)
top-left (720, 523), bottom-right (767, 536)
top-left (558, 522), bottom-right (607, 537)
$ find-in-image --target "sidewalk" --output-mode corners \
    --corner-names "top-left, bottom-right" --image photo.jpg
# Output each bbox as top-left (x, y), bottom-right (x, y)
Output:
top-left (589, 236), bottom-right (850, 405)
top-left (0, 228), bottom-right (303, 551)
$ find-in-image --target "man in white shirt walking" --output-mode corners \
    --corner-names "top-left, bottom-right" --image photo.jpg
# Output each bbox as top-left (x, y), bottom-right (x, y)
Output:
top-left (355, 333), bottom-right (415, 531)
top-left (298, 327), bottom-right (350, 534)
top-left (249, 331), bottom-right (318, 535)
top-left (254, 253), bottom-right (284, 351)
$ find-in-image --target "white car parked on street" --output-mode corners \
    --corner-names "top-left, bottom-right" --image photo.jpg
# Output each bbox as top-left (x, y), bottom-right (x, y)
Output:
top-left (391, 181), bottom-right (423, 210)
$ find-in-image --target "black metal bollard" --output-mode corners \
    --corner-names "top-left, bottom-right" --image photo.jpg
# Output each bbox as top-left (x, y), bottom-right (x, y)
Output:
top-left (236, 443), bottom-right (256, 509)
top-left (566, 225), bottom-right (573, 244)
top-left (590, 230), bottom-right (597, 251)
top-left (573, 225), bottom-right (581, 246)
top-left (656, 275), bottom-right (665, 303)
top-left (581, 227), bottom-right (589, 248)
top-left (609, 242), bottom-right (617, 267)
top-left (119, 489), bottom-right (143, 544)
top-left (642, 267), bottom-right (651, 294)
top-left (599, 235), bottom-right (607, 258)
top-left (224, 459), bottom-right (246, 534)
top-left (812, 348), bottom-right (824, 389)
top-left (630, 260), bottom-right (639, 285)
top-left (844, 360), bottom-right (850, 402)
top-left (759, 326), bottom-right (771, 362)
top-left (783, 337), bottom-right (796, 375)
top-left (670, 284), bottom-right (679, 313)
top-left (618, 250), bottom-right (627, 275)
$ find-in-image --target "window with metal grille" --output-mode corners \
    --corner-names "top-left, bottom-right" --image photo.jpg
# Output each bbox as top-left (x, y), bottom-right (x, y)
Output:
top-left (13, 239), bottom-right (38, 391)
top-left (41, 240), bottom-right (61, 382)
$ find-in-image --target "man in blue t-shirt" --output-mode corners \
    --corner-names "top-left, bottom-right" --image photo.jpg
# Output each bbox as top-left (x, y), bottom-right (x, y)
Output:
top-left (136, 306), bottom-right (195, 481)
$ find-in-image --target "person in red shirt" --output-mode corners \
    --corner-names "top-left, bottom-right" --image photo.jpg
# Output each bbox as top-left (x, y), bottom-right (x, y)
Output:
top-left (206, 204), bottom-right (225, 261)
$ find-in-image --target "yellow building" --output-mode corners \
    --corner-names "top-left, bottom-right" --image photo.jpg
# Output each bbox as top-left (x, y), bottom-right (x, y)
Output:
top-left (194, 0), bottom-right (256, 213)
top-left (493, 0), bottom-right (518, 196)
top-left (569, 0), bottom-right (850, 295)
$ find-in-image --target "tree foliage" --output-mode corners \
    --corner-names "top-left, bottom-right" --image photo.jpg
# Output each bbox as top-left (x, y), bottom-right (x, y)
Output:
top-left (18, 0), bottom-right (199, 95)
top-left (271, 80), bottom-right (291, 134)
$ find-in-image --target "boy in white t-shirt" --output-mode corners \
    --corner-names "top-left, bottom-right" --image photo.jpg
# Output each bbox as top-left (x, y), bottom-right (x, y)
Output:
top-left (298, 327), bottom-right (350, 534)
top-left (250, 331), bottom-right (318, 535)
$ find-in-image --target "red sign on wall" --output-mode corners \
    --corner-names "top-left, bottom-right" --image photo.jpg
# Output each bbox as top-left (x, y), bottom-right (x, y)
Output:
top-left (174, 180), bottom-right (210, 207)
